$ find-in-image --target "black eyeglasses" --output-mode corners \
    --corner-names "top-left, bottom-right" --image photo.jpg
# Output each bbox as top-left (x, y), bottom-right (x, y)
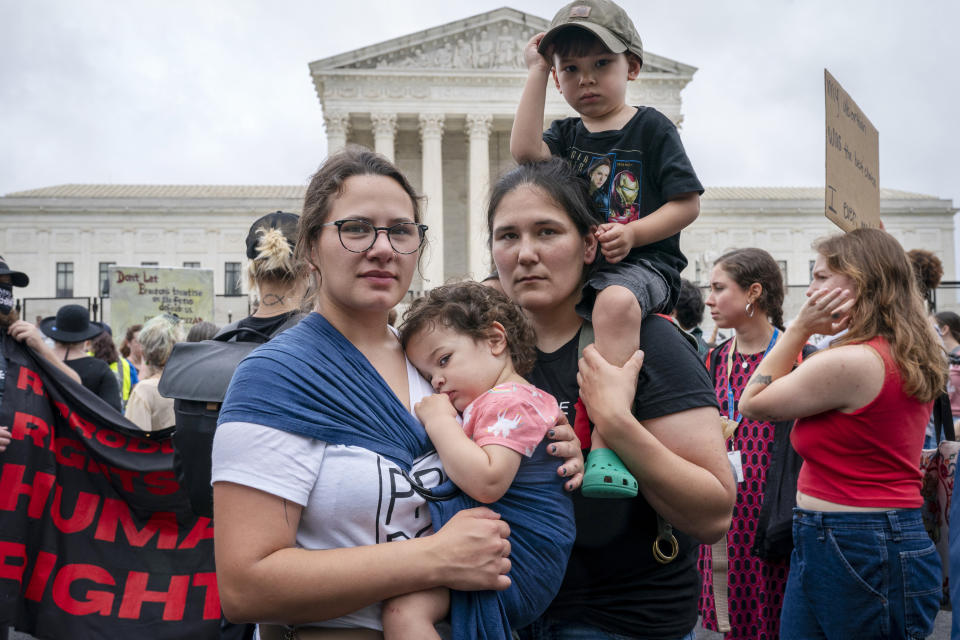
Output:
top-left (322, 219), bottom-right (428, 254)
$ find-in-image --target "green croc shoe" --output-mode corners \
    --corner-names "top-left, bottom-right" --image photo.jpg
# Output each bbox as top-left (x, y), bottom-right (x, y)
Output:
top-left (581, 448), bottom-right (639, 498)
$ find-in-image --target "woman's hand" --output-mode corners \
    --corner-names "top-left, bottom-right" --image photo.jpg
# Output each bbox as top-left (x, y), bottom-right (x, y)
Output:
top-left (429, 507), bottom-right (512, 591)
top-left (0, 426), bottom-right (11, 452)
top-left (547, 416), bottom-right (584, 491)
top-left (414, 393), bottom-right (458, 427)
top-left (577, 345), bottom-right (645, 429)
top-left (523, 32), bottom-right (551, 73)
top-left (793, 287), bottom-right (854, 337)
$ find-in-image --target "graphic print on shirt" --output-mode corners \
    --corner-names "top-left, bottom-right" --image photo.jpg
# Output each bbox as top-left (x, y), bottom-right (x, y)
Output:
top-left (378, 452), bottom-right (445, 542)
top-left (464, 383), bottom-right (559, 459)
top-left (566, 148), bottom-right (643, 224)
top-left (488, 411), bottom-right (522, 439)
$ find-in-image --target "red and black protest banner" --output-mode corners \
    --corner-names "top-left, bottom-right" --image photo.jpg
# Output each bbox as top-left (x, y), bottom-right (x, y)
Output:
top-left (0, 334), bottom-right (220, 639)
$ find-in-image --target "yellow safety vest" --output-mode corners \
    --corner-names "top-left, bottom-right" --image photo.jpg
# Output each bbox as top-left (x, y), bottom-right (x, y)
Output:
top-left (109, 358), bottom-right (133, 403)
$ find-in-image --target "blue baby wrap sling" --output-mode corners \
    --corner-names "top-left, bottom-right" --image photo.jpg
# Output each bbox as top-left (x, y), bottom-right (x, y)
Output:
top-left (219, 313), bottom-right (574, 639)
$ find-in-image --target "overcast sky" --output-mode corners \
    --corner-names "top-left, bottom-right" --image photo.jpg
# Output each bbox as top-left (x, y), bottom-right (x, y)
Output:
top-left (2, 0), bottom-right (958, 218)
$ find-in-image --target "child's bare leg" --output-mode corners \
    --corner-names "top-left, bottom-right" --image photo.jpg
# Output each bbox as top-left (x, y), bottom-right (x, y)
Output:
top-left (593, 285), bottom-right (643, 366)
top-left (591, 284), bottom-right (643, 452)
top-left (382, 587), bottom-right (449, 640)
top-left (582, 285), bottom-right (641, 498)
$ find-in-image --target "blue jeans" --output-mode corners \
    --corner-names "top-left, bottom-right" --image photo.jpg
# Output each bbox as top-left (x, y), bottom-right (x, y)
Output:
top-left (517, 617), bottom-right (696, 640)
top-left (781, 508), bottom-right (941, 640)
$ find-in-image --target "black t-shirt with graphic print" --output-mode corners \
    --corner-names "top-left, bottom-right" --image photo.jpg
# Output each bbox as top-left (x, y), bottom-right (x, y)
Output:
top-left (525, 315), bottom-right (718, 639)
top-left (543, 107), bottom-right (703, 303)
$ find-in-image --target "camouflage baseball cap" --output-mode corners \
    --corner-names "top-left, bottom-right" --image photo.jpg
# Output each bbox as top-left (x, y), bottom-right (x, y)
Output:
top-left (538, 0), bottom-right (644, 68)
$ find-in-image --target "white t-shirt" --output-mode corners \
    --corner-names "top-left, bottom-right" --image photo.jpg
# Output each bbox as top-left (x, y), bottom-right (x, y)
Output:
top-left (212, 354), bottom-right (441, 631)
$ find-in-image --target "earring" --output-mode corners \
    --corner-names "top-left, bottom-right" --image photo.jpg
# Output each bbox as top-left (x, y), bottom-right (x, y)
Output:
top-left (745, 302), bottom-right (755, 318)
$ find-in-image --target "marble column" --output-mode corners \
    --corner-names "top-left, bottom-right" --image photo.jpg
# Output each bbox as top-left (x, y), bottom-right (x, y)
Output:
top-left (323, 111), bottom-right (351, 154)
top-left (466, 114), bottom-right (493, 280)
top-left (79, 229), bottom-right (93, 297)
top-left (419, 113), bottom-right (445, 288)
top-left (371, 112), bottom-right (398, 162)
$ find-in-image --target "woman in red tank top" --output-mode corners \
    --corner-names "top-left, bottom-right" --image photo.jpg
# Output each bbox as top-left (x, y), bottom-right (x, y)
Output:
top-left (736, 228), bottom-right (945, 640)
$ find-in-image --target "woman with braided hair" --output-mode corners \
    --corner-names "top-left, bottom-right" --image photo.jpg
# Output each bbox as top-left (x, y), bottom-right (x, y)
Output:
top-left (699, 248), bottom-right (795, 639)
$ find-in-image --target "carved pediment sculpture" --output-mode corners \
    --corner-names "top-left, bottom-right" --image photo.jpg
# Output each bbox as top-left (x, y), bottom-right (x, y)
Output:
top-left (310, 7), bottom-right (694, 77)
top-left (335, 20), bottom-right (539, 71)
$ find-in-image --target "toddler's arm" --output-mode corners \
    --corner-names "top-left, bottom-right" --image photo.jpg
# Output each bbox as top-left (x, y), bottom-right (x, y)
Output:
top-left (510, 32), bottom-right (553, 163)
top-left (597, 192), bottom-right (700, 263)
top-left (416, 394), bottom-right (522, 504)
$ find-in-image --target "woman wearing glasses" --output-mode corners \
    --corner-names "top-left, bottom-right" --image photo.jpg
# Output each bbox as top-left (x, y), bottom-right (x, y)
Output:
top-left (211, 146), bottom-right (583, 638)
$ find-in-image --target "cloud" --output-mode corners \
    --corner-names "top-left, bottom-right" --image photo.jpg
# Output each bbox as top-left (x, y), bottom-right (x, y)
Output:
top-left (0, 0), bottom-right (957, 218)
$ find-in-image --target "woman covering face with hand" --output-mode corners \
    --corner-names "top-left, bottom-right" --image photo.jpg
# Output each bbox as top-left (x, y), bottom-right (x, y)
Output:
top-left (489, 159), bottom-right (735, 640)
top-left (211, 147), bottom-right (582, 639)
top-left (738, 228), bottom-right (944, 640)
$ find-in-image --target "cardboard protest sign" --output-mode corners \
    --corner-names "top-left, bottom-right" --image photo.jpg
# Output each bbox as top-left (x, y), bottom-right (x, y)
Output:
top-left (0, 334), bottom-right (219, 639)
top-left (824, 69), bottom-right (880, 231)
top-left (109, 266), bottom-right (214, 342)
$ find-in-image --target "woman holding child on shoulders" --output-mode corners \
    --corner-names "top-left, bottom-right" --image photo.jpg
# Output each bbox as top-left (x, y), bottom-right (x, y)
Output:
top-left (512, 0), bottom-right (703, 499)
top-left (490, 159), bottom-right (735, 640)
top-left (504, 2), bottom-right (734, 637)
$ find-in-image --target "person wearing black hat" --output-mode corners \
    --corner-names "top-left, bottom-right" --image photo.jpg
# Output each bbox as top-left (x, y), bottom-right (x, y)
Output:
top-left (0, 255), bottom-right (29, 313)
top-left (37, 304), bottom-right (122, 412)
top-left (0, 254), bottom-right (31, 457)
top-left (2, 258), bottom-right (83, 399)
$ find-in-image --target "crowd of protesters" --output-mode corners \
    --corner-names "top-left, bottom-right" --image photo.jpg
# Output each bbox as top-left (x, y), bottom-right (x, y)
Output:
top-left (3, 173), bottom-right (959, 640)
top-left (2, 0), bottom-right (959, 638)
top-left (4, 158), bottom-right (956, 640)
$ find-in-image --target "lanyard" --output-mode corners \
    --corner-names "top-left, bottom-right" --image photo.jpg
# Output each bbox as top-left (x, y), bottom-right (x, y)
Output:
top-left (724, 328), bottom-right (779, 425)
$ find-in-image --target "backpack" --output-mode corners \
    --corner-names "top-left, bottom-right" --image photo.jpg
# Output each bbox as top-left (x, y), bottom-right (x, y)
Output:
top-left (158, 315), bottom-right (301, 517)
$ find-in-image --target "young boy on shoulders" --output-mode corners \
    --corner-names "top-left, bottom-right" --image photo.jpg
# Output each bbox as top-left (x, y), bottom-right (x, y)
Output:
top-left (510, 0), bottom-right (703, 498)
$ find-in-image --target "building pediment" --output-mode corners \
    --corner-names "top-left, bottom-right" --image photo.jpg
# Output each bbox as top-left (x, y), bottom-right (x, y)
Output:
top-left (308, 7), bottom-right (694, 76)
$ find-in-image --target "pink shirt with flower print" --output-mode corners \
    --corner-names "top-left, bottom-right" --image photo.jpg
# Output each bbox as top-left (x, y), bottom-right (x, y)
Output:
top-left (461, 382), bottom-right (560, 457)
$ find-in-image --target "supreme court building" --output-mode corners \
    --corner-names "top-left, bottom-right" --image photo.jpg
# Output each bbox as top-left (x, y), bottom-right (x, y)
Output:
top-left (3, 7), bottom-right (957, 324)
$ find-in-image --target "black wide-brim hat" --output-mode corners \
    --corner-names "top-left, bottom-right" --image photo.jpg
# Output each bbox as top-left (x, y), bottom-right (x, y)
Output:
top-left (39, 304), bottom-right (106, 343)
top-left (0, 255), bottom-right (29, 287)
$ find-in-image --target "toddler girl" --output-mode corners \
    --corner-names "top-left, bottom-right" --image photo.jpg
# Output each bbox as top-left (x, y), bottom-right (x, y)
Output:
top-left (383, 281), bottom-right (575, 639)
